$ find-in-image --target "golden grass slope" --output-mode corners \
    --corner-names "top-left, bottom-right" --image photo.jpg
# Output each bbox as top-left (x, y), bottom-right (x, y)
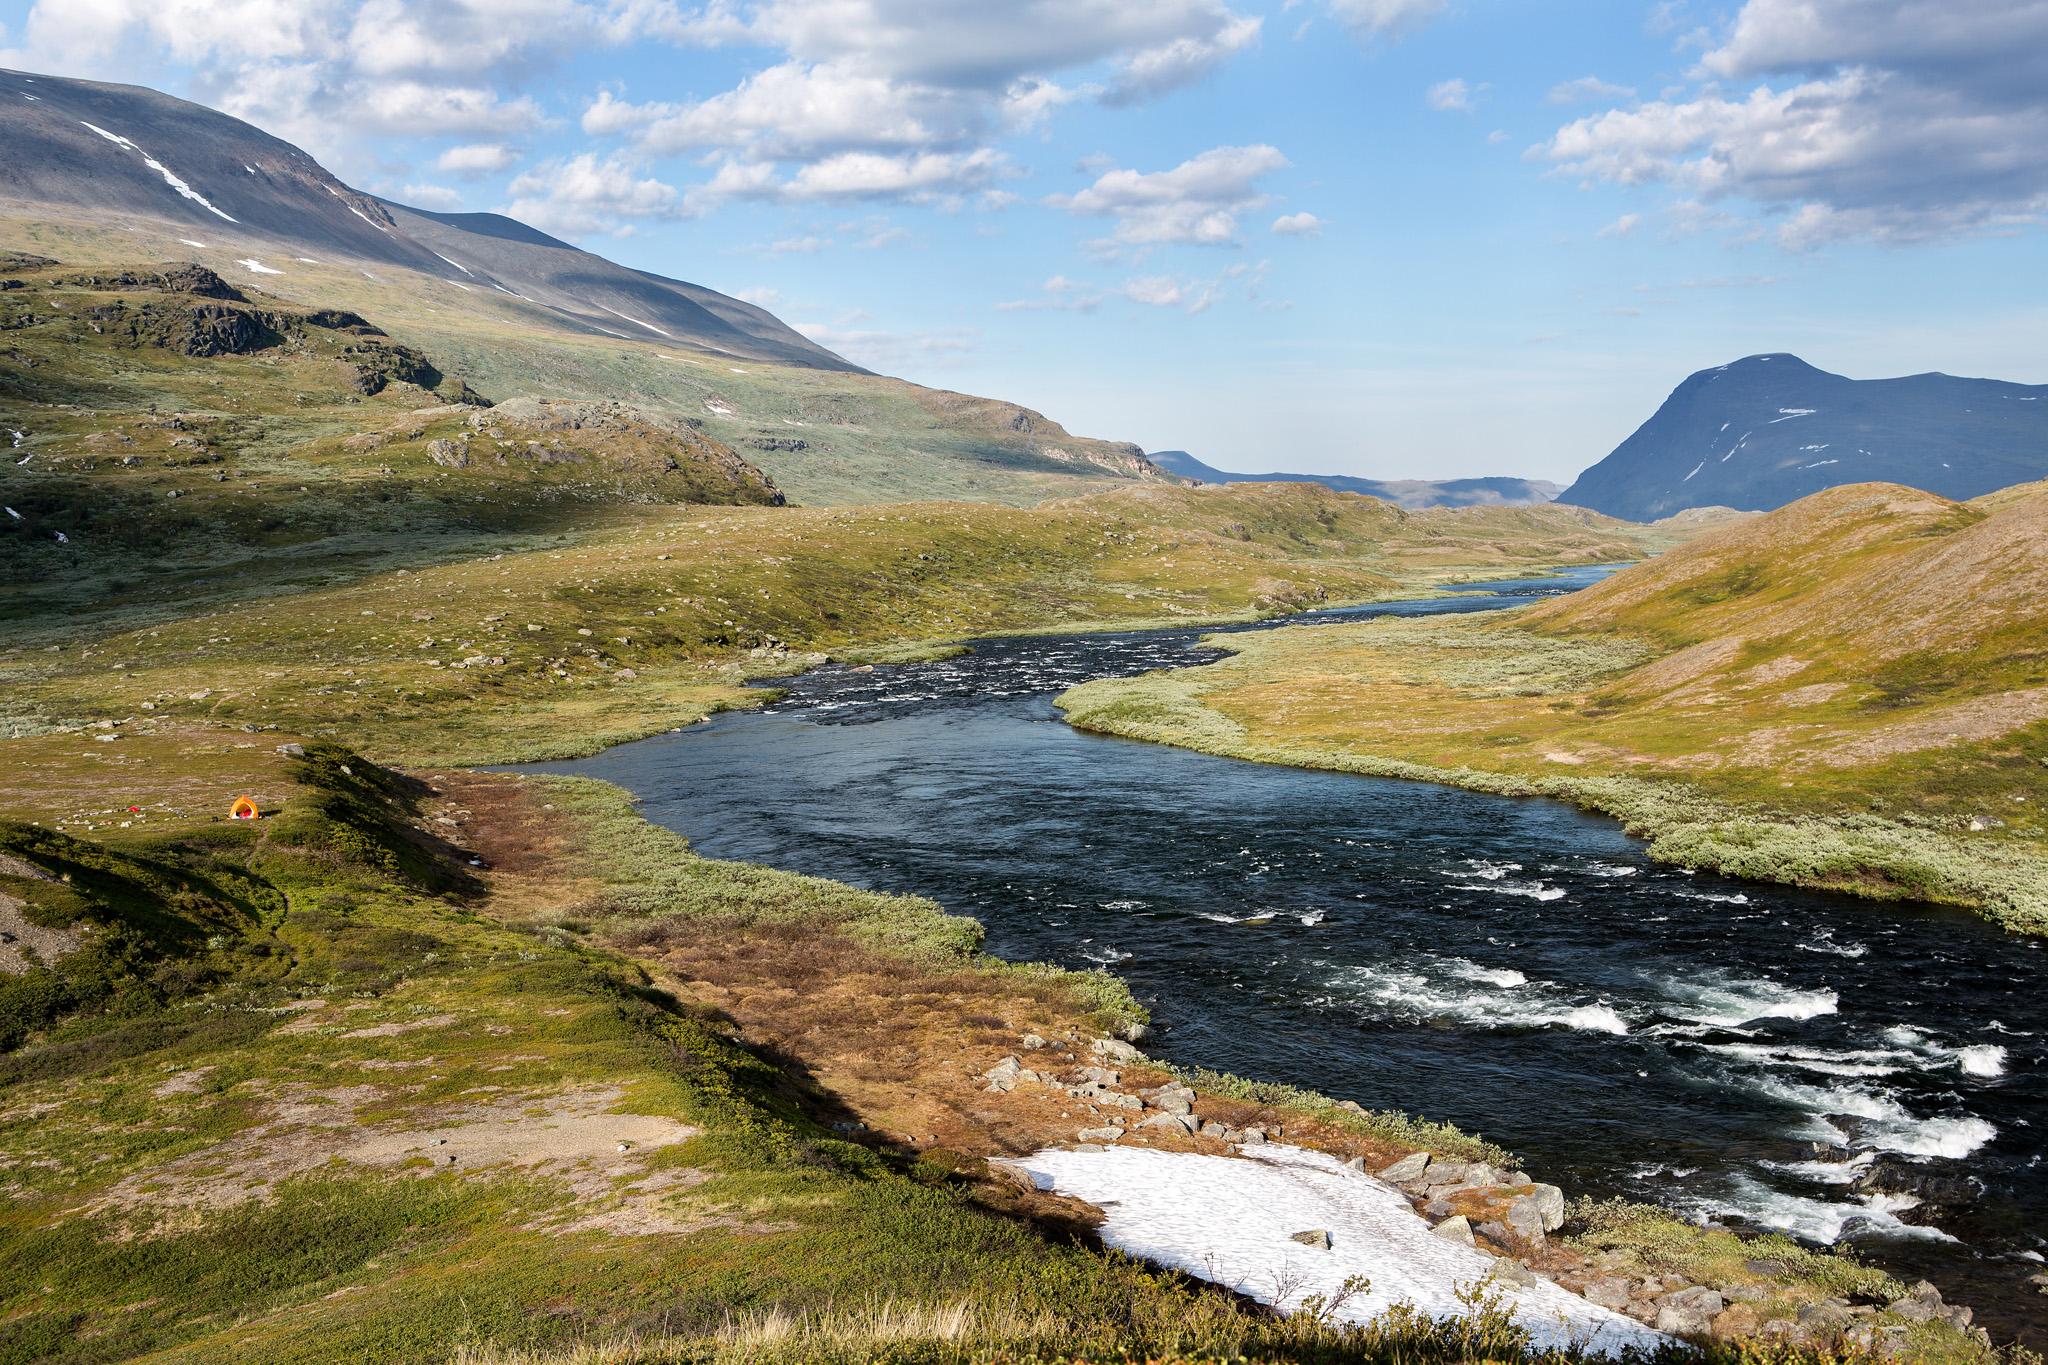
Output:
top-left (1061, 482), bottom-right (2048, 932)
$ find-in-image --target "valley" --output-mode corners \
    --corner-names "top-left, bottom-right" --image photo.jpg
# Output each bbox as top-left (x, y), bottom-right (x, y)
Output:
top-left (3, 44), bottom-right (2046, 1365)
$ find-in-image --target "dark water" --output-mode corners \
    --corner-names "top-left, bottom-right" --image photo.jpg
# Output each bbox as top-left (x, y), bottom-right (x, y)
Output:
top-left (518, 568), bottom-right (2047, 1340)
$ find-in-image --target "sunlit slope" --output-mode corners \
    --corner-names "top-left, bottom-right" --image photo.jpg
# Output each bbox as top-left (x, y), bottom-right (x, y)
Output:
top-left (1061, 483), bottom-right (2048, 929)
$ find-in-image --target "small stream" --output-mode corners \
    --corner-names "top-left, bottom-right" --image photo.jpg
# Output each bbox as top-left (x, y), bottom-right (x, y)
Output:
top-left (516, 568), bottom-right (2046, 1342)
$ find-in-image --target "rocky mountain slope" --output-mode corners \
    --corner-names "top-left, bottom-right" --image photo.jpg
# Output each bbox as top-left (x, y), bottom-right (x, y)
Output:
top-left (1149, 449), bottom-right (1561, 508)
top-left (0, 68), bottom-right (1166, 504)
top-left (1560, 353), bottom-right (2048, 521)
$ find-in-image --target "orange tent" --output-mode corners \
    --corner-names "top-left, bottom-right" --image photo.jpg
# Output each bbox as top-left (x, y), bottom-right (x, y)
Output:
top-left (230, 796), bottom-right (259, 820)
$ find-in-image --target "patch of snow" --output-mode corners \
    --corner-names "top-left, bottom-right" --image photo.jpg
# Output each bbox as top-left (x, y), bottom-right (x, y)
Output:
top-left (4, 506), bottom-right (19, 520)
top-left (8, 429), bottom-right (24, 449)
top-left (587, 323), bottom-right (631, 339)
top-left (53, 530), bottom-right (68, 543)
top-left (21, 93), bottom-right (40, 102)
top-left (1768, 408), bottom-right (1816, 422)
top-left (244, 164), bottom-right (258, 174)
top-left (294, 256), bottom-right (317, 263)
top-left (79, 120), bottom-right (237, 222)
top-left (1682, 460), bottom-right (1705, 482)
top-left (236, 258), bottom-right (284, 276)
top-left (431, 251), bottom-right (474, 277)
top-left (178, 238), bottom-right (209, 249)
top-left (594, 302), bottom-right (672, 338)
top-left (729, 366), bottom-right (748, 373)
top-left (1799, 459), bottom-right (1838, 469)
top-left (448, 280), bottom-right (472, 292)
top-left (1718, 422), bottom-right (1729, 431)
top-left (1799, 444), bottom-right (1830, 452)
top-left (1003, 1144), bottom-right (1666, 1357)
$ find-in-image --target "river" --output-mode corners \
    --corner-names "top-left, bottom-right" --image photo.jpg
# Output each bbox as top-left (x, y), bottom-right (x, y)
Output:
top-left (516, 567), bottom-right (2047, 1342)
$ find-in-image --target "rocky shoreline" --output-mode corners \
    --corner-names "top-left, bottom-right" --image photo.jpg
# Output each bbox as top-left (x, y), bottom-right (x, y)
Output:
top-left (980, 1036), bottom-right (1993, 1359)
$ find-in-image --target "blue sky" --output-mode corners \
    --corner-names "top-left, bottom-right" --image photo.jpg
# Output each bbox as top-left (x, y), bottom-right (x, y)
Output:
top-left (4, 0), bottom-right (2044, 483)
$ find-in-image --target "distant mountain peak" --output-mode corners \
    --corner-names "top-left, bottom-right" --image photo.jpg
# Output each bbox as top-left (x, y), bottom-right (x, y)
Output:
top-left (1560, 356), bottom-right (2048, 521)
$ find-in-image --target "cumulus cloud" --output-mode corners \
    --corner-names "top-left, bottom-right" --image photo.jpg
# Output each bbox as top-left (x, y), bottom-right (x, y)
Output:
top-left (790, 319), bottom-right (976, 372)
top-left (1050, 144), bottom-right (1289, 246)
top-left (435, 142), bottom-right (519, 177)
top-left (398, 181), bottom-right (465, 210)
top-left (1271, 211), bottom-right (1322, 236)
top-left (504, 152), bottom-right (685, 237)
top-left (578, 1), bottom-right (1263, 207)
top-left (1597, 212), bottom-right (1640, 238)
top-left (1543, 0), bottom-right (2048, 246)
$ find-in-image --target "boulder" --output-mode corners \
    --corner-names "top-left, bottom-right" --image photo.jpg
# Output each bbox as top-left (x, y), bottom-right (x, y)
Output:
top-left (1378, 1151), bottom-right (1430, 1183)
top-left (1431, 1215), bottom-right (1475, 1246)
top-left (1076, 1126), bottom-right (1124, 1143)
top-left (1581, 1278), bottom-right (1631, 1312)
top-left (1237, 1127), bottom-right (1267, 1146)
top-left (1420, 1158), bottom-right (1471, 1188)
top-left (1149, 1092), bottom-right (1194, 1116)
top-left (1138, 1112), bottom-right (1197, 1135)
top-left (1092, 1038), bottom-right (1142, 1064)
top-left (1505, 1194), bottom-right (1548, 1245)
top-left (1290, 1229), bottom-right (1332, 1251)
top-left (1525, 1182), bottom-right (1567, 1232)
top-left (1655, 1286), bottom-right (1726, 1337)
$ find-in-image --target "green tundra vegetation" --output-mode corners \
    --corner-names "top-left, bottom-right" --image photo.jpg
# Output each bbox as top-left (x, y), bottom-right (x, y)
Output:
top-left (1061, 482), bottom-right (2048, 934)
top-left (0, 253), bottom-right (2012, 1364)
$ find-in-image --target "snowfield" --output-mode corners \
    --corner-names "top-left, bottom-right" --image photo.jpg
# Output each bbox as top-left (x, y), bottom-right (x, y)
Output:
top-left (1002, 1143), bottom-right (1668, 1357)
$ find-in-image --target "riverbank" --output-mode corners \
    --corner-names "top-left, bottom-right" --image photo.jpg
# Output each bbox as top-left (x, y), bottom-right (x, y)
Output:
top-left (1057, 487), bottom-right (2048, 938)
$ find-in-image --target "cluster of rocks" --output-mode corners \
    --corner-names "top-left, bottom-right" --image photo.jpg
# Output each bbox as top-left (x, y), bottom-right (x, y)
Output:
top-left (982, 1041), bottom-right (1279, 1149)
top-left (1373, 1149), bottom-right (1565, 1251)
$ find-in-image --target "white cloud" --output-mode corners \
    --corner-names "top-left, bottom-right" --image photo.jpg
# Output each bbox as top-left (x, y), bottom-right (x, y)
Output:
top-left (1547, 75), bottom-right (1636, 105)
top-left (1425, 78), bottom-right (1475, 112)
top-left (1051, 143), bottom-right (1289, 246)
top-left (435, 142), bottom-right (518, 177)
top-left (765, 235), bottom-right (829, 254)
top-left (732, 286), bottom-right (782, 306)
top-left (1597, 212), bottom-right (1640, 238)
top-left (1271, 211), bottom-right (1322, 236)
top-left (504, 152), bottom-right (685, 237)
top-left (399, 181), bottom-right (465, 210)
top-left (1543, 0), bottom-right (2048, 246)
top-left (1103, 13), bottom-right (1261, 104)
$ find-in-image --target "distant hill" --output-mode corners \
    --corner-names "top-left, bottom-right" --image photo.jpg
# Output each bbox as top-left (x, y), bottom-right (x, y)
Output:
top-left (1560, 353), bottom-right (2048, 521)
top-left (1147, 450), bottom-right (1563, 509)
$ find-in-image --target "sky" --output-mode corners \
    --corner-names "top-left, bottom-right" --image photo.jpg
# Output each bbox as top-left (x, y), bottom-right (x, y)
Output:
top-left (3, 0), bottom-right (2044, 484)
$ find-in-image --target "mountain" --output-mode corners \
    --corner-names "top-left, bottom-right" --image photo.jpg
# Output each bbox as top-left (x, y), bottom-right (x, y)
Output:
top-left (0, 68), bottom-right (1165, 503)
top-left (1147, 450), bottom-right (1562, 509)
top-left (1560, 353), bottom-right (2048, 521)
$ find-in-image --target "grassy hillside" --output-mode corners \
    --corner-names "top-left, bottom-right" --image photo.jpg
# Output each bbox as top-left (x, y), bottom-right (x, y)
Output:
top-left (1061, 483), bottom-right (2048, 932)
top-left (0, 217), bottom-right (1165, 507)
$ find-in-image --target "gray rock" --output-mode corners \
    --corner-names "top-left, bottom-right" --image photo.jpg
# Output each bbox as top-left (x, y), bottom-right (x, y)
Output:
top-left (1237, 1127), bottom-right (1267, 1146)
top-left (1421, 1158), bottom-right (1471, 1188)
top-left (1200, 1121), bottom-right (1232, 1138)
top-left (1021, 1033), bottom-right (1048, 1050)
top-left (1139, 1112), bottom-right (1198, 1135)
top-left (1076, 1126), bottom-right (1124, 1143)
top-left (1101, 1092), bottom-right (1144, 1112)
top-left (1078, 1066), bottom-right (1121, 1086)
top-left (1582, 1277), bottom-right (1631, 1312)
top-left (1290, 1229), bottom-right (1333, 1250)
top-left (1431, 1215), bottom-right (1475, 1246)
top-left (1526, 1182), bottom-right (1567, 1232)
top-left (1092, 1038), bottom-right (1142, 1064)
top-left (1505, 1194), bottom-right (1549, 1245)
top-left (1343, 1156), bottom-right (1367, 1172)
top-left (1656, 1286), bottom-right (1726, 1337)
top-left (1378, 1151), bottom-right (1430, 1183)
top-left (1150, 1092), bottom-right (1194, 1116)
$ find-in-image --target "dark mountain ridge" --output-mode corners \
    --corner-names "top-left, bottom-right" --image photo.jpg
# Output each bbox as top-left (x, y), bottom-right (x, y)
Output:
top-left (1148, 449), bottom-right (1562, 509)
top-left (1561, 353), bottom-right (2048, 520)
